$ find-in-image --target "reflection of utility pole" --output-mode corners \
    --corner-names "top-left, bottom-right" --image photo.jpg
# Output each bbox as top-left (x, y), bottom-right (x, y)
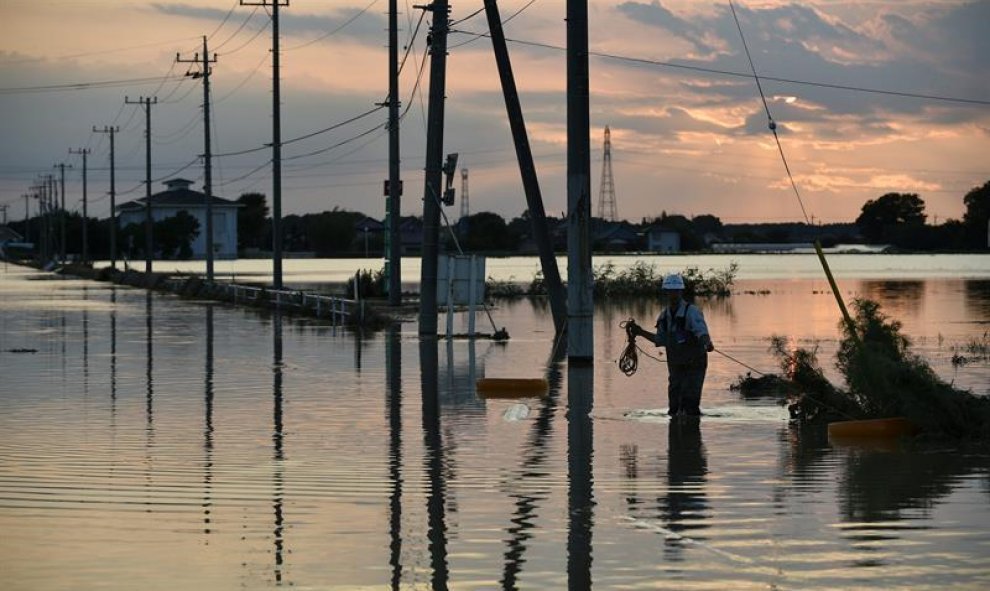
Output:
top-left (240, 0), bottom-right (287, 289)
top-left (69, 148), bottom-right (91, 263)
top-left (126, 96), bottom-right (158, 272)
top-left (178, 37), bottom-right (218, 281)
top-left (93, 127), bottom-right (119, 268)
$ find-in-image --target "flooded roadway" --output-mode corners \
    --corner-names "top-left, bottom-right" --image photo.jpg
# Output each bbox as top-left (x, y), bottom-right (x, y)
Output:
top-left (1, 261), bottom-right (988, 589)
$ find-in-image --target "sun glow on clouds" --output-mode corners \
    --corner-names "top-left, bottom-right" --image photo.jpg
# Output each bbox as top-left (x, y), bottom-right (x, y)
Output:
top-left (0, 0), bottom-right (987, 223)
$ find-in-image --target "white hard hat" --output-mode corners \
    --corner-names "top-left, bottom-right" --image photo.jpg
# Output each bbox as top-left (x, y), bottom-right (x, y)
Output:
top-left (661, 274), bottom-right (685, 290)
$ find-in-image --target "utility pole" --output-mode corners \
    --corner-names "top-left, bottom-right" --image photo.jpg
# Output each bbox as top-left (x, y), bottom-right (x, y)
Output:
top-left (178, 37), bottom-right (218, 281)
top-left (126, 96), bottom-right (158, 273)
top-left (33, 183), bottom-right (47, 262)
top-left (567, 0), bottom-right (593, 361)
top-left (48, 174), bottom-right (58, 261)
top-left (417, 0), bottom-right (451, 337)
top-left (54, 162), bottom-right (71, 263)
top-left (23, 194), bottom-right (30, 243)
top-left (482, 0), bottom-right (567, 334)
top-left (0, 204), bottom-right (7, 225)
top-left (93, 127), bottom-right (119, 269)
top-left (386, 0), bottom-right (401, 306)
top-left (241, 0), bottom-right (287, 289)
top-left (69, 148), bottom-right (91, 264)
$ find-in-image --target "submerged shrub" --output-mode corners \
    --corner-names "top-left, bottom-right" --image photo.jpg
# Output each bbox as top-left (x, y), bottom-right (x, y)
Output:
top-left (764, 299), bottom-right (990, 440)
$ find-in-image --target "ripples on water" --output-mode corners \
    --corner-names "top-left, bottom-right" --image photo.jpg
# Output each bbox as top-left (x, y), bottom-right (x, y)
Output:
top-left (1, 263), bottom-right (988, 590)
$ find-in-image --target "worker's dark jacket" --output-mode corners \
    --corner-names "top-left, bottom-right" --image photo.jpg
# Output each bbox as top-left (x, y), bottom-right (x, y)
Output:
top-left (654, 301), bottom-right (709, 367)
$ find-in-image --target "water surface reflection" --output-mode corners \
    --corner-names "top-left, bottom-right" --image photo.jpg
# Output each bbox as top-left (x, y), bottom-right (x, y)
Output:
top-left (1, 266), bottom-right (988, 589)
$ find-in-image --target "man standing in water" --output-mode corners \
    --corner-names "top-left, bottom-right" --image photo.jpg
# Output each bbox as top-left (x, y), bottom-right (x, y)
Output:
top-left (628, 274), bottom-right (714, 416)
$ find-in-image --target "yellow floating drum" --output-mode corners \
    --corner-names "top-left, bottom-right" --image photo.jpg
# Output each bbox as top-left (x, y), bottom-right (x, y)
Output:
top-left (827, 417), bottom-right (920, 439)
top-left (476, 378), bottom-right (549, 399)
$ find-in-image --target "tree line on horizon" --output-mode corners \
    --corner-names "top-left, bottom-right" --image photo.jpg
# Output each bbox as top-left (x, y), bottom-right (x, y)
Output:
top-left (6, 181), bottom-right (988, 260)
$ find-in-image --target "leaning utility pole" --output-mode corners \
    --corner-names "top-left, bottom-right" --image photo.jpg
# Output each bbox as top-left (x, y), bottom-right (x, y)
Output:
top-left (566, 0), bottom-right (593, 361)
top-left (483, 0), bottom-right (567, 334)
top-left (178, 37), bottom-right (218, 281)
top-left (241, 0), bottom-right (287, 289)
top-left (417, 0), bottom-right (452, 337)
top-left (93, 126), bottom-right (119, 269)
top-left (69, 148), bottom-right (91, 264)
top-left (386, 0), bottom-right (401, 306)
top-left (125, 96), bottom-right (158, 273)
top-left (54, 162), bottom-right (71, 263)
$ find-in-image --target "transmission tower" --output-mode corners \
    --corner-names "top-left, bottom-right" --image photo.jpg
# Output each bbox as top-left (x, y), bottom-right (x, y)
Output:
top-left (597, 125), bottom-right (617, 221)
top-left (459, 168), bottom-right (470, 220)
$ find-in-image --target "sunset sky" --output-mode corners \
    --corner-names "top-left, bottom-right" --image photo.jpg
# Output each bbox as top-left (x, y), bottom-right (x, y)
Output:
top-left (1, 0), bottom-right (987, 225)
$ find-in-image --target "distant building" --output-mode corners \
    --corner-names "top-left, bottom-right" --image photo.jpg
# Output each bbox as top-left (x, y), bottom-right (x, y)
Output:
top-left (116, 179), bottom-right (240, 259)
top-left (646, 227), bottom-right (681, 253)
top-left (594, 221), bottom-right (640, 251)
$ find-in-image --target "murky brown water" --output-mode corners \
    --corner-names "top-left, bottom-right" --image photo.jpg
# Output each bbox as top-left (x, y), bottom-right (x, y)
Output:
top-left (1, 260), bottom-right (988, 590)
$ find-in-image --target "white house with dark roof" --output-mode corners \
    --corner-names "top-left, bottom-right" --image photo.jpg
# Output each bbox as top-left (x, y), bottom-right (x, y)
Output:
top-left (116, 179), bottom-right (240, 259)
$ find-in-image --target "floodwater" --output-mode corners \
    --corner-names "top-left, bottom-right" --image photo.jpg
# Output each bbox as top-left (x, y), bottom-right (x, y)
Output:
top-left (2, 257), bottom-right (989, 590)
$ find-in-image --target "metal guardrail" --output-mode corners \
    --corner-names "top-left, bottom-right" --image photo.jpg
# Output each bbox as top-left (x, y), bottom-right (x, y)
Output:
top-left (165, 278), bottom-right (359, 325)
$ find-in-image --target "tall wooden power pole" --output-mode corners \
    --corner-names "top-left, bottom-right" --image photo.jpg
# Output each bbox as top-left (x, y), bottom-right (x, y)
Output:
top-left (241, 0), bottom-right (287, 289)
top-left (93, 126), bottom-right (119, 269)
top-left (54, 162), bottom-right (71, 263)
top-left (386, 0), bottom-right (401, 305)
top-left (178, 37), bottom-right (218, 281)
top-left (125, 96), bottom-right (158, 273)
top-left (567, 0), bottom-right (593, 362)
top-left (417, 0), bottom-right (452, 337)
top-left (69, 148), bottom-right (91, 264)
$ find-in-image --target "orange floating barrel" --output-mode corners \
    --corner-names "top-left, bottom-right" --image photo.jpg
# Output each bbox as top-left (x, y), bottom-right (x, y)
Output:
top-left (827, 417), bottom-right (921, 439)
top-left (476, 378), bottom-right (549, 399)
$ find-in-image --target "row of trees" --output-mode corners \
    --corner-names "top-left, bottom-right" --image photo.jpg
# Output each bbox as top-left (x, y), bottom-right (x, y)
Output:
top-left (855, 182), bottom-right (989, 249)
top-left (6, 181), bottom-right (987, 259)
top-left (233, 180), bottom-right (989, 255)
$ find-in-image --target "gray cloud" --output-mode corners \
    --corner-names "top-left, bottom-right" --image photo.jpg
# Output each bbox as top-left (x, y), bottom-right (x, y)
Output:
top-left (151, 3), bottom-right (386, 43)
top-left (614, 0), bottom-right (988, 122)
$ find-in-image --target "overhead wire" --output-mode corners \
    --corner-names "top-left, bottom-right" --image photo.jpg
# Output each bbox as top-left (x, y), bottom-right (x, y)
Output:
top-left (282, 0), bottom-right (381, 51)
top-left (728, 0), bottom-right (810, 225)
top-left (0, 74), bottom-right (186, 95)
top-left (219, 18), bottom-right (271, 56)
top-left (207, 0), bottom-right (242, 41)
top-left (213, 7), bottom-right (261, 52)
top-left (446, 29), bottom-right (990, 106)
top-left (214, 52), bottom-right (269, 103)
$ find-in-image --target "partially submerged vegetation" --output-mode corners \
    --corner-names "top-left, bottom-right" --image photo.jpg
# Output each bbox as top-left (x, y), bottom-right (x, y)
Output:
top-left (951, 332), bottom-right (990, 366)
top-left (487, 261), bottom-right (738, 299)
top-left (733, 299), bottom-right (990, 440)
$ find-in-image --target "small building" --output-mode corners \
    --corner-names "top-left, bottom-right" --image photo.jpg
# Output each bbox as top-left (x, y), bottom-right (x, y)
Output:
top-left (116, 179), bottom-right (240, 259)
top-left (646, 227), bottom-right (681, 253)
top-left (594, 221), bottom-right (640, 252)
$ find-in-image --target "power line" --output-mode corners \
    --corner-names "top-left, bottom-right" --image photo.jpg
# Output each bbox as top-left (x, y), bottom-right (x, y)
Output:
top-left (0, 36), bottom-right (200, 65)
top-left (0, 74), bottom-right (186, 95)
top-left (282, 0), bottom-right (381, 51)
top-left (219, 18), bottom-right (271, 56)
top-left (448, 29), bottom-right (990, 106)
top-left (214, 6), bottom-right (260, 51)
top-left (207, 0), bottom-right (242, 41)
